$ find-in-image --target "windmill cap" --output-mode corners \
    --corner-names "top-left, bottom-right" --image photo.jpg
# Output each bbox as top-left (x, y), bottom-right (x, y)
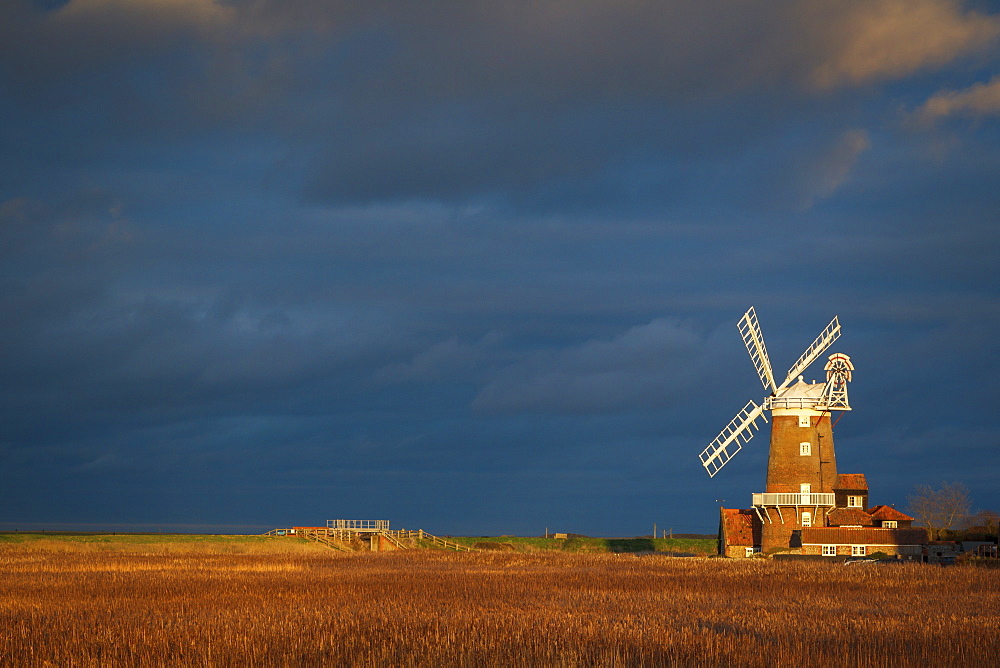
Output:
top-left (776, 376), bottom-right (825, 399)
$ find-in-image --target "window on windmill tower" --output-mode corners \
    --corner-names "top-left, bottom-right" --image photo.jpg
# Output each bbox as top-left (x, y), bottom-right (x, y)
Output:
top-left (800, 441), bottom-right (811, 456)
top-left (799, 415), bottom-right (810, 427)
top-left (802, 511), bottom-right (812, 527)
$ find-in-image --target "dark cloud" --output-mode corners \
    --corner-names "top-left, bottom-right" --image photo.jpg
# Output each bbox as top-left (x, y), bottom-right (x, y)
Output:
top-left (472, 318), bottom-right (709, 414)
top-left (4, 1), bottom-right (996, 209)
top-left (0, 1), bottom-right (998, 535)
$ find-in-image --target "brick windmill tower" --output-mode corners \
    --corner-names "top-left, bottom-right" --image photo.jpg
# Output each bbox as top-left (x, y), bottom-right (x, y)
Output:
top-left (699, 307), bottom-right (854, 553)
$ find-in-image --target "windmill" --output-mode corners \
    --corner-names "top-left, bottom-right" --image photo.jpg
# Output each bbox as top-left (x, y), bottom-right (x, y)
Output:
top-left (699, 307), bottom-right (853, 485)
top-left (704, 313), bottom-right (928, 559)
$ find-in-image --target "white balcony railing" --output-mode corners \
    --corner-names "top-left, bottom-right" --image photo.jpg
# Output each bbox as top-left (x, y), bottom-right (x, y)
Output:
top-left (326, 519), bottom-right (390, 532)
top-left (752, 493), bottom-right (835, 507)
top-left (765, 396), bottom-right (824, 410)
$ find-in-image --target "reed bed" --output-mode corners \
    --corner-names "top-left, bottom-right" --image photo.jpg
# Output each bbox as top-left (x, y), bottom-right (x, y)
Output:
top-left (1, 542), bottom-right (997, 666)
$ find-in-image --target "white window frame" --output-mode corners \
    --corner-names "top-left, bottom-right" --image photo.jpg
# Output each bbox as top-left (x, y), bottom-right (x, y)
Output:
top-left (822, 545), bottom-right (836, 556)
top-left (882, 520), bottom-right (897, 528)
top-left (851, 545), bottom-right (866, 557)
top-left (801, 511), bottom-right (812, 527)
top-left (800, 441), bottom-right (811, 456)
top-left (847, 495), bottom-right (863, 508)
top-left (799, 415), bottom-right (810, 427)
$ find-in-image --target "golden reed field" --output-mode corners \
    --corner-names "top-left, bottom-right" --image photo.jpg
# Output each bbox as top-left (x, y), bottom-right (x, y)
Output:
top-left (1, 537), bottom-right (998, 666)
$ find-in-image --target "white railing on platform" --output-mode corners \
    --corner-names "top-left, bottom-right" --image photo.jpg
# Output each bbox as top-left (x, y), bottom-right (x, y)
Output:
top-left (765, 396), bottom-right (826, 410)
top-left (327, 519), bottom-right (389, 532)
top-left (752, 493), bottom-right (835, 506)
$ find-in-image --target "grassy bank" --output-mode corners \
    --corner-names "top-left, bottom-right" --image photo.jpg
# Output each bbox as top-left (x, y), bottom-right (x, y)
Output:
top-left (442, 535), bottom-right (716, 555)
top-left (0, 532), bottom-right (326, 555)
top-left (1, 531), bottom-right (716, 555)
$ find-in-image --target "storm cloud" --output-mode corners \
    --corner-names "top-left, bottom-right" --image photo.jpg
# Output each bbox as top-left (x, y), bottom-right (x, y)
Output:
top-left (1, 0), bottom-right (998, 535)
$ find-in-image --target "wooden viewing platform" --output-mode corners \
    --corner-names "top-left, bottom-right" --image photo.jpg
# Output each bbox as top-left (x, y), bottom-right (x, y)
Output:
top-left (327, 519), bottom-right (389, 532)
top-left (262, 525), bottom-right (474, 553)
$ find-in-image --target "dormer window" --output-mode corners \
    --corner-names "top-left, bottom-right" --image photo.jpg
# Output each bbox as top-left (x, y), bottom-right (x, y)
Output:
top-left (847, 495), bottom-right (863, 508)
top-left (882, 520), bottom-right (897, 528)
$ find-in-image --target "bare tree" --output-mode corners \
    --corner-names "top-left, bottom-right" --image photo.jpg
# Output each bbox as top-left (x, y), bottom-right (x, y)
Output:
top-left (907, 482), bottom-right (972, 540)
top-left (967, 509), bottom-right (999, 539)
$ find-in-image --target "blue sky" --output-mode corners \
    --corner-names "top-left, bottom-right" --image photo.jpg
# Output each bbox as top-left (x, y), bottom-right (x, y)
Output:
top-left (1, 0), bottom-right (998, 536)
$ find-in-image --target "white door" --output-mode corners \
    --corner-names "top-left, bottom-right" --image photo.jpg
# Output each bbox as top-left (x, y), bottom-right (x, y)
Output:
top-left (800, 483), bottom-right (811, 503)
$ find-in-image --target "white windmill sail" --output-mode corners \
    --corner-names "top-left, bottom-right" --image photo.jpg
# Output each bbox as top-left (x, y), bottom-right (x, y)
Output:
top-left (738, 307), bottom-right (777, 393)
top-left (776, 315), bottom-right (841, 393)
top-left (699, 400), bottom-right (767, 477)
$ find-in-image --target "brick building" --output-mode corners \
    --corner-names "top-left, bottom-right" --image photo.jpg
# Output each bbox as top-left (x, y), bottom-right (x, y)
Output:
top-left (719, 466), bottom-right (927, 558)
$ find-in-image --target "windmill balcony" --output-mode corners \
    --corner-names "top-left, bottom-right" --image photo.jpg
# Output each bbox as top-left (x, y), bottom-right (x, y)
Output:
top-left (752, 493), bottom-right (835, 507)
top-left (765, 396), bottom-right (823, 410)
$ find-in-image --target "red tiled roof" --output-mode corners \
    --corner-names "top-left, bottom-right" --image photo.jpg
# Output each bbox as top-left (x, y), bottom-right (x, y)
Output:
top-left (827, 508), bottom-right (873, 527)
top-left (868, 505), bottom-right (914, 522)
top-left (834, 474), bottom-right (868, 491)
top-left (801, 527), bottom-right (927, 545)
top-left (721, 508), bottom-right (756, 547)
